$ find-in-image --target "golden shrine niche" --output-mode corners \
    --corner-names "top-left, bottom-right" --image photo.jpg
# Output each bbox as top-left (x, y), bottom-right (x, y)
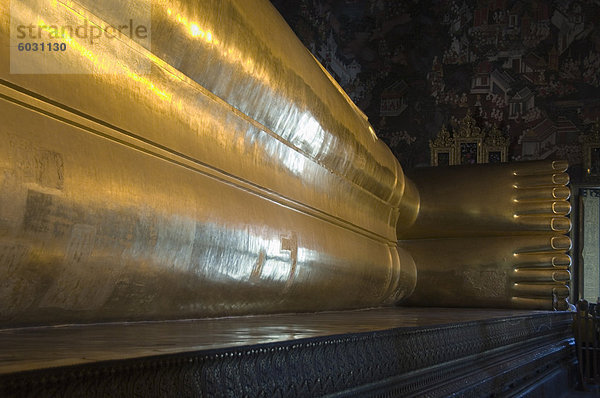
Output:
top-left (430, 110), bottom-right (509, 166)
top-left (580, 119), bottom-right (600, 181)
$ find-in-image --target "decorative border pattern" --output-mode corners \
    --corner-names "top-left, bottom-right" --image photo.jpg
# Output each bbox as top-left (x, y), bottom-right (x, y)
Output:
top-left (0, 312), bottom-right (573, 397)
top-left (334, 333), bottom-right (574, 397)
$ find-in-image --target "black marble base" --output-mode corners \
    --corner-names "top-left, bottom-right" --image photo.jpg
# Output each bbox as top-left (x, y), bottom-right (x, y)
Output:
top-left (0, 308), bottom-right (576, 397)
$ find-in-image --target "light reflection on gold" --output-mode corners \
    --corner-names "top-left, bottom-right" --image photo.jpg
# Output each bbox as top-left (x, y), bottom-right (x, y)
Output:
top-left (36, 2), bottom-right (172, 101)
top-left (368, 126), bottom-right (378, 141)
top-left (164, 4), bottom-right (270, 84)
top-left (0, 0), bottom-right (572, 328)
top-left (190, 23), bottom-right (201, 37)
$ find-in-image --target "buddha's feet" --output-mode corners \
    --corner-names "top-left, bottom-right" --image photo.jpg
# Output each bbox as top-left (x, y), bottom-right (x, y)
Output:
top-left (398, 160), bottom-right (571, 310)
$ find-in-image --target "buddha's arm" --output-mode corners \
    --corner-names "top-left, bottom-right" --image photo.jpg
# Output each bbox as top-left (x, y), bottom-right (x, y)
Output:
top-left (396, 161), bottom-right (572, 310)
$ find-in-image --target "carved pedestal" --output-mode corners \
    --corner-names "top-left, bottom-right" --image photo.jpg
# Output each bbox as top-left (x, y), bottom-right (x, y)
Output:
top-left (0, 308), bottom-right (576, 397)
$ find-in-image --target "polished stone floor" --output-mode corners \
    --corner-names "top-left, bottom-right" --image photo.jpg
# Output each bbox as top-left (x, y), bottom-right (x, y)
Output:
top-left (0, 307), bottom-right (556, 375)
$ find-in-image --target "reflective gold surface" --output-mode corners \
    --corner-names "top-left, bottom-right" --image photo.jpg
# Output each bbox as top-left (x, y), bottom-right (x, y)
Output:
top-left (0, 0), bottom-right (570, 327)
top-left (398, 160), bottom-right (572, 310)
top-left (397, 160), bottom-right (572, 238)
top-left (0, 0), bottom-right (412, 327)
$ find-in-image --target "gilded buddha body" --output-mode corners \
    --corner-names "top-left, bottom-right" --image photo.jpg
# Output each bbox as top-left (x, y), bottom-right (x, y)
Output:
top-left (0, 0), bottom-right (570, 326)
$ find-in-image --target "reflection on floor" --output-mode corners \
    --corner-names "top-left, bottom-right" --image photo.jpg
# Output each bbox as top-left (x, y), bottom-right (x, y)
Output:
top-left (0, 307), bottom-right (550, 374)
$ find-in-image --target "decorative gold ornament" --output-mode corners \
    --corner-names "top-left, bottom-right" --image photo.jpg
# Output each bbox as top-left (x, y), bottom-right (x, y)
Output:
top-left (430, 111), bottom-right (509, 165)
top-left (580, 118), bottom-right (600, 179)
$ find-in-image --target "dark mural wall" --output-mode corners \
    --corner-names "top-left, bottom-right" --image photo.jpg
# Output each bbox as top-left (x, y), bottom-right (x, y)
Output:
top-left (270, 0), bottom-right (600, 180)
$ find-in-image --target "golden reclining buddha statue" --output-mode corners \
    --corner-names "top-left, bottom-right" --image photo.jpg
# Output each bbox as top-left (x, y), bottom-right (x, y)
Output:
top-left (0, 0), bottom-right (571, 327)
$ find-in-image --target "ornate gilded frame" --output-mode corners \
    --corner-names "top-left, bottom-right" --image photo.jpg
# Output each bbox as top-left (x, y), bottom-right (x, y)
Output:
top-left (581, 119), bottom-right (600, 181)
top-left (453, 111), bottom-right (484, 165)
top-left (483, 124), bottom-right (508, 163)
top-left (429, 125), bottom-right (455, 166)
top-left (430, 111), bottom-right (509, 166)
